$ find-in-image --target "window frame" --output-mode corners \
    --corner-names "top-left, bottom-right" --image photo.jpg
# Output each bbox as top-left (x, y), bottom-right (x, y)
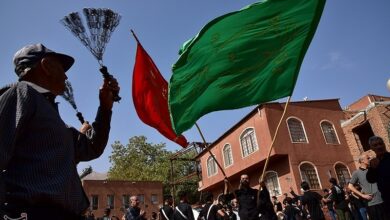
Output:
top-left (239, 127), bottom-right (259, 158)
top-left (222, 143), bottom-right (234, 168)
top-left (107, 194), bottom-right (114, 209)
top-left (264, 171), bottom-right (282, 197)
top-left (122, 194), bottom-right (130, 209)
top-left (91, 195), bottom-right (99, 210)
top-left (334, 162), bottom-right (351, 187)
top-left (151, 194), bottom-right (158, 205)
top-left (286, 117), bottom-right (309, 143)
top-left (138, 194), bottom-right (145, 204)
top-left (320, 120), bottom-right (340, 144)
top-left (299, 161), bottom-right (322, 189)
top-left (206, 156), bottom-right (218, 177)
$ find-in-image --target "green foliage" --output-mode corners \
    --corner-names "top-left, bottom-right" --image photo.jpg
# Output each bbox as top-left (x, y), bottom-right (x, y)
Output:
top-left (108, 136), bottom-right (171, 183)
top-left (108, 136), bottom-right (200, 203)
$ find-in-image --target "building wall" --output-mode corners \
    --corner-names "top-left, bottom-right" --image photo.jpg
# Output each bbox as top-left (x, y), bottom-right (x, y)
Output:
top-left (82, 180), bottom-right (163, 218)
top-left (199, 106), bottom-right (277, 190)
top-left (346, 95), bottom-right (390, 111)
top-left (198, 99), bottom-right (355, 197)
top-left (342, 101), bottom-right (390, 168)
top-left (269, 100), bottom-right (355, 190)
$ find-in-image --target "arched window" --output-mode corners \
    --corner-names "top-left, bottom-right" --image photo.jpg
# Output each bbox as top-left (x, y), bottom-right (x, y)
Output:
top-left (287, 118), bottom-right (308, 143)
top-left (321, 121), bottom-right (339, 144)
top-left (223, 144), bottom-right (233, 167)
top-left (335, 163), bottom-right (351, 187)
top-left (240, 128), bottom-right (259, 157)
top-left (299, 162), bottom-right (321, 189)
top-left (264, 171), bottom-right (281, 197)
top-left (207, 156), bottom-right (217, 177)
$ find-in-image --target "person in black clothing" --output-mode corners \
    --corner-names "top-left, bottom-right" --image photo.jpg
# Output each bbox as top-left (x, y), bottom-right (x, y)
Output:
top-left (347, 185), bottom-right (367, 220)
top-left (97, 208), bottom-right (111, 220)
top-left (229, 174), bottom-right (260, 220)
top-left (151, 212), bottom-right (158, 220)
top-left (298, 181), bottom-right (325, 220)
top-left (283, 197), bottom-right (302, 220)
top-left (230, 199), bottom-right (238, 212)
top-left (225, 205), bottom-right (236, 220)
top-left (216, 194), bottom-right (228, 220)
top-left (288, 187), bottom-right (300, 205)
top-left (366, 136), bottom-right (390, 218)
top-left (258, 181), bottom-right (277, 220)
top-left (160, 195), bottom-right (174, 220)
top-left (272, 196), bottom-right (283, 213)
top-left (126, 196), bottom-right (147, 220)
top-left (173, 191), bottom-right (195, 220)
top-left (197, 192), bottom-right (222, 220)
top-left (282, 193), bottom-right (290, 206)
top-left (327, 178), bottom-right (350, 220)
top-left (295, 200), bottom-right (309, 220)
top-left (289, 188), bottom-right (308, 219)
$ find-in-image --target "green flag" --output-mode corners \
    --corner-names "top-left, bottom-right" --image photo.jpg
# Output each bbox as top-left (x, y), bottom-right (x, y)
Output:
top-left (169, 0), bottom-right (326, 135)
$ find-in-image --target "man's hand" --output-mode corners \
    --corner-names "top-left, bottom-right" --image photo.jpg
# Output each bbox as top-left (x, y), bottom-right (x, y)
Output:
top-left (361, 193), bottom-right (373, 201)
top-left (79, 122), bottom-right (91, 134)
top-left (99, 76), bottom-right (120, 110)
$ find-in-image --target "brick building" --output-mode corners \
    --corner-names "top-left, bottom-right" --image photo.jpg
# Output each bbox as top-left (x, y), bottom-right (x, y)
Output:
top-left (196, 98), bottom-right (361, 198)
top-left (341, 94), bottom-right (390, 167)
top-left (81, 171), bottom-right (163, 218)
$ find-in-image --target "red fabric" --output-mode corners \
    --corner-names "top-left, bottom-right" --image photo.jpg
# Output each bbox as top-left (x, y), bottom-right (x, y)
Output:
top-left (132, 43), bottom-right (188, 147)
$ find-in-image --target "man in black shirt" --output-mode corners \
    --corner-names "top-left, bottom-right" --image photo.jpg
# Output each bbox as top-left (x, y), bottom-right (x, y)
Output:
top-left (173, 191), bottom-right (195, 220)
top-left (328, 178), bottom-right (350, 220)
top-left (272, 196), bottom-right (282, 213)
top-left (197, 192), bottom-right (220, 220)
top-left (299, 181), bottom-right (325, 220)
top-left (366, 136), bottom-right (390, 218)
top-left (227, 174), bottom-right (259, 220)
top-left (160, 195), bottom-right (174, 220)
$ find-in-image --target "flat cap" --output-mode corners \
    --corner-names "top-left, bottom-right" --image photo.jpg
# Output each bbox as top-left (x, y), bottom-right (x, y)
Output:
top-left (13, 43), bottom-right (74, 78)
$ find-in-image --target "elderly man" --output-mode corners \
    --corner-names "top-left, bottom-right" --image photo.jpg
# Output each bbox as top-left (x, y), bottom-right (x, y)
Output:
top-left (366, 136), bottom-right (390, 217)
top-left (125, 196), bottom-right (146, 220)
top-left (0, 43), bottom-right (119, 219)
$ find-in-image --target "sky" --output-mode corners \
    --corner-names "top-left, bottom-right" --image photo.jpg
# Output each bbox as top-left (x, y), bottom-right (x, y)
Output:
top-left (1, 0), bottom-right (389, 174)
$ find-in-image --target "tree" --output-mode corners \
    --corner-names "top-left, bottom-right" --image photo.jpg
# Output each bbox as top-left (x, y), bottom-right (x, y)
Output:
top-left (108, 136), bottom-right (200, 203)
top-left (170, 149), bottom-right (201, 204)
top-left (109, 136), bottom-right (171, 183)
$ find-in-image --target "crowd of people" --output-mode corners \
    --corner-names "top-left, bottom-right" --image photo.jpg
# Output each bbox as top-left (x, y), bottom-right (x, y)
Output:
top-left (83, 136), bottom-right (390, 220)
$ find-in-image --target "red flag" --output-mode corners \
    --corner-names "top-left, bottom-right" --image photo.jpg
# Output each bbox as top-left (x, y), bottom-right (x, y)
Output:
top-left (132, 42), bottom-right (188, 147)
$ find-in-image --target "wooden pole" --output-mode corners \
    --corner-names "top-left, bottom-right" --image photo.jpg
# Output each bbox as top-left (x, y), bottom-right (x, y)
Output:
top-left (170, 159), bottom-right (175, 207)
top-left (259, 96), bottom-right (291, 183)
top-left (195, 123), bottom-right (236, 196)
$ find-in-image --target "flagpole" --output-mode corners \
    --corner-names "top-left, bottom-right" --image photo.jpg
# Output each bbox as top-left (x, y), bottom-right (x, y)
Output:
top-left (130, 29), bottom-right (141, 44)
top-left (259, 96), bottom-right (291, 183)
top-left (195, 123), bottom-right (236, 196)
